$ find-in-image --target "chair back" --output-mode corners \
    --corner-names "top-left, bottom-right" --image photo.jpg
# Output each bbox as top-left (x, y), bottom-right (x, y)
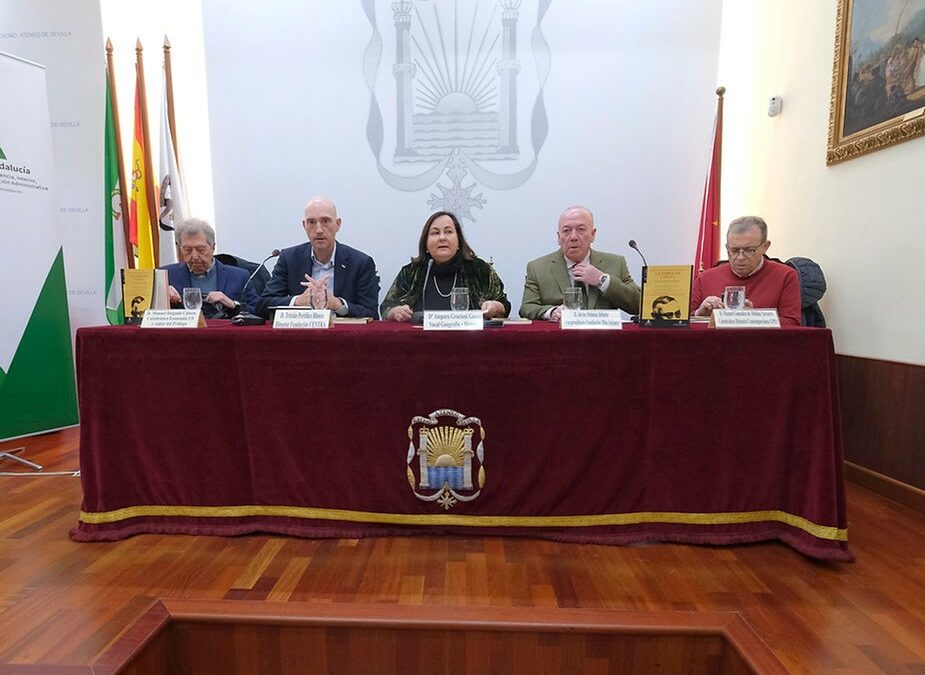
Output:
top-left (785, 256), bottom-right (827, 327)
top-left (215, 253), bottom-right (271, 296)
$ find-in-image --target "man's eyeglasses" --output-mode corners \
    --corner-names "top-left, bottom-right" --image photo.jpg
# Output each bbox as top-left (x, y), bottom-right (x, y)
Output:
top-left (726, 245), bottom-right (763, 258)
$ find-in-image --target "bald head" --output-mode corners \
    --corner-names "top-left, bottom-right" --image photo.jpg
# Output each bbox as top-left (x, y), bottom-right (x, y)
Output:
top-left (558, 205), bottom-right (594, 227)
top-left (304, 196), bottom-right (337, 217)
top-left (302, 196), bottom-right (341, 264)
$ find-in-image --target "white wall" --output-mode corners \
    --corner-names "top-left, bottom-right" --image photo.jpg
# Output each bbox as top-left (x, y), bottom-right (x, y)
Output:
top-left (718, 0), bottom-right (924, 365)
top-left (201, 0), bottom-right (723, 313)
top-left (100, 0), bottom-right (214, 224)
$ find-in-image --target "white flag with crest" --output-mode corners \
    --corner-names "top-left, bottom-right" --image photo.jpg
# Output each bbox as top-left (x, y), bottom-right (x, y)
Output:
top-left (158, 68), bottom-right (188, 264)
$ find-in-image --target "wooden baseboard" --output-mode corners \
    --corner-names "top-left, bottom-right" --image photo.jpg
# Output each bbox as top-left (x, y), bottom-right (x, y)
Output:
top-left (845, 462), bottom-right (925, 514)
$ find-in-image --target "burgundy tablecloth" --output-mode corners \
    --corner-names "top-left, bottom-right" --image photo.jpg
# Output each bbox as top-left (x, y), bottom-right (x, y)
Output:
top-left (71, 321), bottom-right (850, 561)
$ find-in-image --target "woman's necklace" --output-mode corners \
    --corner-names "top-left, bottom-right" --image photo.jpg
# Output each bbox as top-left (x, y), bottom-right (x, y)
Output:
top-left (432, 272), bottom-right (458, 298)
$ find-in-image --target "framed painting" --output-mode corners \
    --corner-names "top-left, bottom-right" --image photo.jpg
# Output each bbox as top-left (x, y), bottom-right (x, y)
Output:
top-left (828, 0), bottom-right (925, 164)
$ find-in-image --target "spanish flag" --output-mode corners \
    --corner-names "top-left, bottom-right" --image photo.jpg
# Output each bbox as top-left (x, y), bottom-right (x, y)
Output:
top-left (129, 75), bottom-right (155, 269)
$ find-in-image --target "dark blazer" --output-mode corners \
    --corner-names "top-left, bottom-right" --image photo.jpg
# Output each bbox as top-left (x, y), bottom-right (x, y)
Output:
top-left (162, 259), bottom-right (259, 316)
top-left (256, 241), bottom-right (379, 319)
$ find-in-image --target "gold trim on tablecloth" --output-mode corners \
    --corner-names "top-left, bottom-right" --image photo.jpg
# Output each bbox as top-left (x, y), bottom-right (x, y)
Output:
top-left (79, 505), bottom-right (848, 541)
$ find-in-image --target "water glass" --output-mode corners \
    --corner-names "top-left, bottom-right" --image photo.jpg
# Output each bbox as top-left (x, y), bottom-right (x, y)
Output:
top-left (723, 286), bottom-right (746, 311)
top-left (450, 287), bottom-right (469, 312)
top-left (182, 287), bottom-right (202, 311)
top-left (563, 287), bottom-right (583, 310)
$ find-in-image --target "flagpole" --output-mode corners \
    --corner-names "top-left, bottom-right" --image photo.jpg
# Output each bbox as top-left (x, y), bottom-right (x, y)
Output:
top-left (163, 35), bottom-right (180, 165)
top-left (715, 85), bottom-right (724, 251)
top-left (106, 38), bottom-right (134, 269)
top-left (136, 38), bottom-right (160, 264)
top-left (694, 86), bottom-right (725, 275)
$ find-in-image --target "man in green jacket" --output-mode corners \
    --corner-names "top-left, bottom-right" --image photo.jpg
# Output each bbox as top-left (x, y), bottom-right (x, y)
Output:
top-left (519, 205), bottom-right (641, 321)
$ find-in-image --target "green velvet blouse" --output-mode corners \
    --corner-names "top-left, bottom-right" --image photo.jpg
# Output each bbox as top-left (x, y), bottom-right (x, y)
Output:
top-left (380, 256), bottom-right (511, 319)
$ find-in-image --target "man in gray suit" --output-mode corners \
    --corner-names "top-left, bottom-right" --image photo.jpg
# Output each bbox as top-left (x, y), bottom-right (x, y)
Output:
top-left (519, 205), bottom-right (641, 321)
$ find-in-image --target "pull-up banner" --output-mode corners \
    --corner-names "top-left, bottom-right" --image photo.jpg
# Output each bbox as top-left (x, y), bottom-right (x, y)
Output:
top-left (0, 52), bottom-right (78, 440)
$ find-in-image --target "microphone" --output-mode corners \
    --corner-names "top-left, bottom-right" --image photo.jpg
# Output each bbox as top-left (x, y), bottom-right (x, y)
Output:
top-left (231, 249), bottom-right (280, 326)
top-left (628, 240), bottom-right (648, 268)
top-left (420, 256), bottom-right (434, 312)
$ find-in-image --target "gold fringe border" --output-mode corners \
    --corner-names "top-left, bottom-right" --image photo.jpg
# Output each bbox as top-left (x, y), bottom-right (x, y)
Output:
top-left (79, 505), bottom-right (847, 542)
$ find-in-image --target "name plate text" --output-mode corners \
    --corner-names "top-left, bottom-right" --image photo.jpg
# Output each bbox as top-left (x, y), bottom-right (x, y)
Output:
top-left (423, 310), bottom-right (484, 331)
top-left (140, 309), bottom-right (205, 328)
top-left (273, 309), bottom-right (332, 329)
top-left (560, 309), bottom-right (623, 330)
top-left (712, 309), bottom-right (781, 329)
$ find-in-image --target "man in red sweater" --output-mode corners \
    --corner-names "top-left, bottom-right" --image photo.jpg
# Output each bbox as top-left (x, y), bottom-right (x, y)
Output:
top-left (690, 216), bottom-right (802, 326)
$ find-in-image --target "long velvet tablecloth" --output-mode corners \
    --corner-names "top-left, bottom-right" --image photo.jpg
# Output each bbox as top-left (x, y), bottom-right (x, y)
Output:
top-left (71, 322), bottom-right (850, 561)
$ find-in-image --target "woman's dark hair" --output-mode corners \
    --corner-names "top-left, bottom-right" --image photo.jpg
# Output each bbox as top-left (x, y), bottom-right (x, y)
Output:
top-left (411, 211), bottom-right (476, 264)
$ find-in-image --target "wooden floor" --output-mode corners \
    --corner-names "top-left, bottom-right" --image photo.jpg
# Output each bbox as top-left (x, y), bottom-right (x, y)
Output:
top-left (1, 429), bottom-right (924, 674)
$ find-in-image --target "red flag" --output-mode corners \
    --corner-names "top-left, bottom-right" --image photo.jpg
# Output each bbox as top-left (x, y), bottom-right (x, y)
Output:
top-left (695, 88), bottom-right (724, 275)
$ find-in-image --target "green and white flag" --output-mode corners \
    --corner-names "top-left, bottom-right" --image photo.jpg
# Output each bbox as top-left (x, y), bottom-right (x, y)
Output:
top-left (0, 52), bottom-right (78, 440)
top-left (104, 72), bottom-right (127, 325)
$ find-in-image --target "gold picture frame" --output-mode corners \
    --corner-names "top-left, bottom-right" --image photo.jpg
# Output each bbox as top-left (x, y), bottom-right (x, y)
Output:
top-left (827, 0), bottom-right (925, 165)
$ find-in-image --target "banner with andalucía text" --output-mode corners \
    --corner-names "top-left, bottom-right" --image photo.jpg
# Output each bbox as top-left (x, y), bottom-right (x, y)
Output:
top-left (1, 0), bottom-right (106, 335)
top-left (0, 52), bottom-right (78, 440)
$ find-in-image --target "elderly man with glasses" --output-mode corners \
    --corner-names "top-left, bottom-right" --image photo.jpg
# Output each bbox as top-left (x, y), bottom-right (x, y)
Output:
top-left (690, 216), bottom-right (802, 326)
top-left (161, 218), bottom-right (260, 318)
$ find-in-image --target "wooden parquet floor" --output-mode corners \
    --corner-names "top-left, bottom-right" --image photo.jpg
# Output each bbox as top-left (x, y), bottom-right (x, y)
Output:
top-left (1, 428), bottom-right (924, 674)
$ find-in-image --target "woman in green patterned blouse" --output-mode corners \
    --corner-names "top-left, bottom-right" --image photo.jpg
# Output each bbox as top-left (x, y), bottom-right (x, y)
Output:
top-left (380, 211), bottom-right (510, 321)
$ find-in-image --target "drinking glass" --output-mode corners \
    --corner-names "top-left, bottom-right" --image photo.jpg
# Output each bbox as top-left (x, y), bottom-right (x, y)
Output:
top-left (450, 287), bottom-right (469, 312)
top-left (310, 285), bottom-right (329, 310)
top-left (723, 286), bottom-right (746, 311)
top-left (182, 287), bottom-right (202, 311)
top-left (563, 287), bottom-right (583, 310)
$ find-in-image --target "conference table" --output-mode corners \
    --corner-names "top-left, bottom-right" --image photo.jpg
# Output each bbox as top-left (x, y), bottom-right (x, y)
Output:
top-left (71, 321), bottom-right (850, 561)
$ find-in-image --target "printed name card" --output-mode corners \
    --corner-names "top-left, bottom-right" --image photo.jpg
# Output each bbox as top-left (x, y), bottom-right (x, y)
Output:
top-left (273, 309), bottom-right (332, 329)
top-left (711, 309), bottom-right (781, 329)
top-left (560, 309), bottom-right (623, 330)
top-left (423, 310), bottom-right (484, 331)
top-left (140, 309), bottom-right (205, 328)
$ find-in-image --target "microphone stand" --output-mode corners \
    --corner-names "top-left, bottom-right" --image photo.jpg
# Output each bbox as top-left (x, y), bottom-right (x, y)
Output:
top-left (628, 239), bottom-right (648, 322)
top-left (412, 257), bottom-right (434, 325)
top-left (231, 250), bottom-right (279, 326)
top-left (421, 257), bottom-right (434, 310)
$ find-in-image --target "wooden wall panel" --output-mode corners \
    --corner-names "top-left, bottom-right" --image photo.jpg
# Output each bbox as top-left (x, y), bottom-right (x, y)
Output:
top-left (837, 355), bottom-right (925, 494)
top-left (105, 601), bottom-right (775, 675)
